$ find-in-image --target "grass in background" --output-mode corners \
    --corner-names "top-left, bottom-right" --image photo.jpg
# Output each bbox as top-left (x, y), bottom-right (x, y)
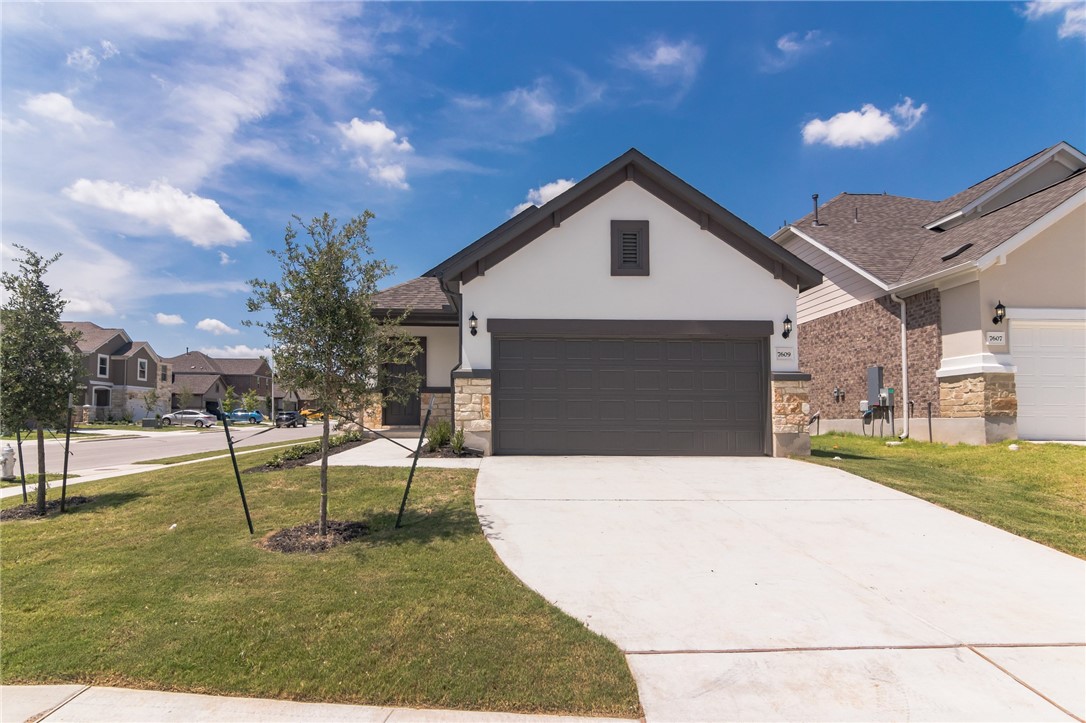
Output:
top-left (135, 437), bottom-right (321, 465)
top-left (809, 433), bottom-right (1086, 559)
top-left (0, 455), bottom-right (641, 717)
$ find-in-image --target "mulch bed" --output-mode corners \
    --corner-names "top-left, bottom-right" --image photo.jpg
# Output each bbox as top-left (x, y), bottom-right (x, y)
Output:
top-left (259, 519), bottom-right (369, 553)
top-left (416, 446), bottom-right (483, 459)
top-left (1, 495), bottom-right (93, 522)
top-left (243, 438), bottom-right (370, 473)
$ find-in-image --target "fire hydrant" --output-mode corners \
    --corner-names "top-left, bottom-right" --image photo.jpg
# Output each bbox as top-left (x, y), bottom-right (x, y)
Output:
top-left (1, 444), bottom-right (16, 481)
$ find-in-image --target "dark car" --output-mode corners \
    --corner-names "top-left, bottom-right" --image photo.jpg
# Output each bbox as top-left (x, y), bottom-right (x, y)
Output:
top-left (274, 411), bottom-right (307, 428)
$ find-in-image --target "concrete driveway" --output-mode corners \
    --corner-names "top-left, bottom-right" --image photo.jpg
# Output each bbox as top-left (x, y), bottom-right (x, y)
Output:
top-left (476, 456), bottom-right (1086, 722)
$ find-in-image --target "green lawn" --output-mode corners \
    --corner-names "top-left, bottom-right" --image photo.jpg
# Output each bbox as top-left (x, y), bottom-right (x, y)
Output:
top-left (0, 455), bottom-right (641, 717)
top-left (809, 433), bottom-right (1086, 559)
top-left (1, 473), bottom-right (79, 488)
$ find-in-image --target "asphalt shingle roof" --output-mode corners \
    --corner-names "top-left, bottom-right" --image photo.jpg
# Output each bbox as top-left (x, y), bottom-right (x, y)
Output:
top-left (163, 351), bottom-right (222, 373)
top-left (214, 358), bottom-right (269, 375)
top-left (171, 373), bottom-right (222, 396)
top-left (371, 276), bottom-right (453, 313)
top-left (60, 321), bottom-right (126, 353)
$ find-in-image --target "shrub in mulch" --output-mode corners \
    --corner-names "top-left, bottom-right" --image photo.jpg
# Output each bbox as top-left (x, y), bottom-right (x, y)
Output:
top-left (259, 520), bottom-right (369, 553)
top-left (415, 446), bottom-right (483, 459)
top-left (243, 437), bottom-right (369, 473)
top-left (1, 496), bottom-right (92, 522)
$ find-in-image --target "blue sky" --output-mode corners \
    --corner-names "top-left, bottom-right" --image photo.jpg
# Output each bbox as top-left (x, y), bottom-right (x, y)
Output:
top-left (3, 1), bottom-right (1084, 359)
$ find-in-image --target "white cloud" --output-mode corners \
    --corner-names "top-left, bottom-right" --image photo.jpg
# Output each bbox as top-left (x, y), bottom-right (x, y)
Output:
top-left (100, 40), bottom-right (120, 58)
top-left (64, 179), bottom-right (250, 247)
top-left (67, 47), bottom-right (100, 72)
top-left (1, 116), bottom-right (33, 134)
top-left (198, 344), bottom-right (270, 358)
top-left (1022, 1), bottom-right (1086, 39)
top-left (511, 178), bottom-right (576, 216)
top-left (761, 30), bottom-right (831, 72)
top-left (338, 115), bottom-right (414, 189)
top-left (196, 318), bottom-right (239, 335)
top-left (22, 93), bottom-right (112, 130)
top-left (155, 312), bottom-right (186, 325)
top-left (617, 38), bottom-right (704, 100)
top-left (802, 98), bottom-right (928, 148)
top-left (218, 251), bottom-right (234, 265)
top-left (64, 295), bottom-right (116, 316)
top-left (448, 80), bottom-right (573, 146)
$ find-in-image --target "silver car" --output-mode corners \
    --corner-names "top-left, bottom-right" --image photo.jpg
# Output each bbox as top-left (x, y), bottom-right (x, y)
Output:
top-left (161, 409), bottom-right (217, 427)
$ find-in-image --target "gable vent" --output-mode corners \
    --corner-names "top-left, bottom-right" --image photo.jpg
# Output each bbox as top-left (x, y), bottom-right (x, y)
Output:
top-left (621, 232), bottom-right (640, 265)
top-left (611, 220), bottom-right (650, 276)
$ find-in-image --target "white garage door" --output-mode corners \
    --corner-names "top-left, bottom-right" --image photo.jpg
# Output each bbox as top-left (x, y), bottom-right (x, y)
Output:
top-left (1011, 319), bottom-right (1086, 441)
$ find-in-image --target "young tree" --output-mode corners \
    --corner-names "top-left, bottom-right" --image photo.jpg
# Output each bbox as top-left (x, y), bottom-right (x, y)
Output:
top-left (0, 247), bottom-right (83, 514)
top-left (241, 389), bottom-right (260, 415)
top-left (223, 385), bottom-right (238, 413)
top-left (247, 212), bottom-right (420, 536)
top-left (142, 387), bottom-right (160, 418)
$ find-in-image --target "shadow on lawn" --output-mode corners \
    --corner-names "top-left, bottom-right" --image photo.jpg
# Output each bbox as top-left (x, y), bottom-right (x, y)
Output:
top-left (358, 506), bottom-right (480, 549)
top-left (811, 449), bottom-right (875, 461)
top-left (67, 491), bottom-right (148, 513)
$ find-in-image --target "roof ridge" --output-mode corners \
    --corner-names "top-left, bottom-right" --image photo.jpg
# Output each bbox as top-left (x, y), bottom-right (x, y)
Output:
top-left (967, 166), bottom-right (1086, 223)
top-left (938, 145), bottom-right (1052, 203)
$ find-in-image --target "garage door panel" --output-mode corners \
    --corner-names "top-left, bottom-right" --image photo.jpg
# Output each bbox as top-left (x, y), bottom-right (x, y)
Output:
top-left (493, 336), bottom-right (767, 455)
top-left (1012, 319), bottom-right (1086, 441)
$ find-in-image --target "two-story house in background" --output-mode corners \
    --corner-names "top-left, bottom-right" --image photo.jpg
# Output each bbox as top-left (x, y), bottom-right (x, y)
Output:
top-left (162, 351), bottom-right (274, 414)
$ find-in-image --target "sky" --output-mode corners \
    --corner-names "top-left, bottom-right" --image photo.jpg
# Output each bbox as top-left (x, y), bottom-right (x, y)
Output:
top-left (3, 1), bottom-right (1084, 361)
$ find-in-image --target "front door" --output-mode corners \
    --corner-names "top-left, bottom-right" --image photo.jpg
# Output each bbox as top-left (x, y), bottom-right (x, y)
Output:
top-left (383, 337), bottom-right (426, 426)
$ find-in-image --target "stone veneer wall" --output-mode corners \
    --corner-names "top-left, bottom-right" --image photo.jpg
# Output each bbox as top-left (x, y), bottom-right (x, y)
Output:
top-left (420, 392), bottom-right (452, 423)
top-left (771, 376), bottom-right (811, 456)
top-left (798, 290), bottom-right (941, 420)
top-left (939, 373), bottom-right (1017, 419)
top-left (454, 376), bottom-right (492, 452)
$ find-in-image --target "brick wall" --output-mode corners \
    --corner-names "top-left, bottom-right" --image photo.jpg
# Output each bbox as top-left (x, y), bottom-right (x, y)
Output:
top-left (798, 289), bottom-right (941, 420)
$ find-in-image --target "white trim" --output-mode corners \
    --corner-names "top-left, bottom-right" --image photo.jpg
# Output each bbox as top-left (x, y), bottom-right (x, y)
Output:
top-left (961, 142), bottom-right (1086, 218)
top-left (785, 227), bottom-right (889, 290)
top-left (96, 353), bottom-right (109, 378)
top-left (936, 352), bottom-right (1017, 378)
top-left (976, 188), bottom-right (1086, 271)
top-left (890, 265), bottom-right (977, 296)
top-left (1009, 309), bottom-right (1086, 321)
top-left (925, 210), bottom-right (963, 231)
top-left (137, 358), bottom-right (148, 381)
top-left (91, 386), bottom-right (112, 407)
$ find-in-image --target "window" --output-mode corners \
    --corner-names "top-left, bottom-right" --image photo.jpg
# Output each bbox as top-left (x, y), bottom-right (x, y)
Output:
top-left (611, 220), bottom-right (649, 276)
top-left (161, 365), bottom-right (169, 383)
top-left (137, 359), bottom-right (148, 381)
top-left (93, 387), bottom-right (110, 407)
top-left (97, 354), bottom-right (109, 378)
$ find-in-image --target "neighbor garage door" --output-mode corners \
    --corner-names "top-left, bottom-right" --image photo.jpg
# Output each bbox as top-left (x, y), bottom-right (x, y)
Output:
top-left (491, 325), bottom-right (768, 455)
top-left (1011, 319), bottom-right (1086, 441)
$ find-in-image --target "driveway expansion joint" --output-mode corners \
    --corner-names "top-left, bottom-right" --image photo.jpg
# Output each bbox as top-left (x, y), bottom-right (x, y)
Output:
top-left (32, 684), bottom-right (90, 723)
top-left (968, 645), bottom-right (1085, 722)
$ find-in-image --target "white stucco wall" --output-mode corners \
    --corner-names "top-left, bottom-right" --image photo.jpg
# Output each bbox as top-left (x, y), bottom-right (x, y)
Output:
top-left (401, 325), bottom-right (458, 388)
top-left (459, 181), bottom-right (800, 372)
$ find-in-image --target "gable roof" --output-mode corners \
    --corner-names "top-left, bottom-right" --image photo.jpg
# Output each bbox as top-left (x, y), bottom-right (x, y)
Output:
top-left (426, 148), bottom-right (822, 292)
top-left (214, 357), bottom-right (270, 376)
top-left (163, 350), bottom-right (222, 374)
top-left (113, 340), bottom-right (158, 360)
top-left (171, 373), bottom-right (222, 397)
top-left (781, 142), bottom-right (1086, 289)
top-left (61, 321), bottom-right (129, 354)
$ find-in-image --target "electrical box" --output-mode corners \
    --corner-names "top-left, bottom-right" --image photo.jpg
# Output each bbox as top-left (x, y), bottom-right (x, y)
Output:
top-left (880, 387), bottom-right (895, 407)
top-left (859, 400), bottom-right (869, 412)
top-left (866, 366), bottom-right (883, 407)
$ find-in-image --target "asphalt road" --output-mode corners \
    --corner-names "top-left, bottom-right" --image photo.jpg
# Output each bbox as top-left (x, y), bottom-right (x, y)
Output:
top-left (7, 424), bottom-right (324, 475)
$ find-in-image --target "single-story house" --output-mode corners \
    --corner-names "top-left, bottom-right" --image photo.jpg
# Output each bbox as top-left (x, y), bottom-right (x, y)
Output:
top-left (772, 141), bottom-right (1086, 443)
top-left (162, 350), bottom-right (275, 414)
top-left (370, 148), bottom-right (822, 456)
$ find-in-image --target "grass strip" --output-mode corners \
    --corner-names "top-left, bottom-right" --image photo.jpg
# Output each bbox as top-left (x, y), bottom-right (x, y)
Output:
top-left (809, 433), bottom-right (1086, 559)
top-left (1, 473), bottom-right (80, 488)
top-left (0, 454), bottom-right (641, 717)
top-left (135, 437), bottom-right (322, 466)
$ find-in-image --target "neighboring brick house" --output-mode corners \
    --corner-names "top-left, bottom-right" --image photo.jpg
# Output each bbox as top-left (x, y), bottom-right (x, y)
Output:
top-left (61, 321), bottom-right (171, 421)
top-left (162, 351), bottom-right (273, 413)
top-left (772, 141), bottom-right (1086, 443)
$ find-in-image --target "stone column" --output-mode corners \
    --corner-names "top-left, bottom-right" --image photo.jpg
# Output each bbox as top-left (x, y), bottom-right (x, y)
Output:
top-left (939, 372), bottom-right (1017, 442)
top-left (454, 373), bottom-right (492, 454)
top-left (772, 373), bottom-right (811, 457)
top-left (361, 394), bottom-right (384, 429)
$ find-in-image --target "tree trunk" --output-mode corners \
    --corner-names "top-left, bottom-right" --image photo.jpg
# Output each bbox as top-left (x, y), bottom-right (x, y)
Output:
top-left (319, 410), bottom-right (330, 536)
top-left (35, 423), bottom-right (46, 515)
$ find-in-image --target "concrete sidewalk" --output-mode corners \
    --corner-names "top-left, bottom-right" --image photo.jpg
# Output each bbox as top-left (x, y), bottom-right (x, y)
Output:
top-left (0, 685), bottom-right (633, 723)
top-left (321, 436), bottom-right (482, 469)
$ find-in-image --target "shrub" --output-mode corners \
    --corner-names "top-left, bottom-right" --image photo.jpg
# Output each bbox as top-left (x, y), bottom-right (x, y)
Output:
top-left (450, 427), bottom-right (465, 456)
top-left (426, 419), bottom-right (452, 452)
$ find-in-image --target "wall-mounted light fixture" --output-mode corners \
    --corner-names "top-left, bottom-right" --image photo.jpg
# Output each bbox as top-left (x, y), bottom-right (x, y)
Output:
top-left (468, 312), bottom-right (478, 336)
top-left (782, 315), bottom-right (793, 339)
top-left (992, 301), bottom-right (1006, 325)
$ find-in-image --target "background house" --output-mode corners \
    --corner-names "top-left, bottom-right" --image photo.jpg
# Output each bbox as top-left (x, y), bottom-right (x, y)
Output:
top-left (61, 321), bottom-right (170, 421)
top-left (420, 148), bottom-right (821, 456)
top-left (163, 351), bottom-right (274, 414)
top-left (773, 142), bottom-right (1086, 443)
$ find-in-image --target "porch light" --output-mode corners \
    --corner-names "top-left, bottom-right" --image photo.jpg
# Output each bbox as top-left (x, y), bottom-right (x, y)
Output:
top-left (469, 312), bottom-right (478, 336)
top-left (782, 316), bottom-right (793, 339)
top-left (992, 301), bottom-right (1006, 325)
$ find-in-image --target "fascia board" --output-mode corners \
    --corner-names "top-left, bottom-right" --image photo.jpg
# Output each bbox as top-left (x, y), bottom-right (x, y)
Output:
top-left (889, 265), bottom-right (977, 296)
top-left (975, 188), bottom-right (1085, 271)
top-left (924, 210), bottom-right (962, 231)
top-left (787, 226), bottom-right (889, 290)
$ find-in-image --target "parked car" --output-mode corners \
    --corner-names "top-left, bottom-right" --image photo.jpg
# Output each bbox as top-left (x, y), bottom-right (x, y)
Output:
top-left (299, 408), bottom-right (326, 420)
top-left (274, 411), bottom-right (307, 428)
top-left (161, 409), bottom-right (217, 428)
top-left (226, 409), bottom-right (265, 424)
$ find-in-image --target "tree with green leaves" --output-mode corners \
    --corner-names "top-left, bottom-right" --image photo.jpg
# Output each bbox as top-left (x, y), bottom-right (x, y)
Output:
top-left (247, 212), bottom-right (420, 536)
top-left (177, 386), bottom-right (194, 410)
top-left (241, 389), bottom-right (260, 415)
top-left (0, 247), bottom-right (83, 514)
top-left (142, 387), bottom-right (160, 418)
top-left (222, 385), bottom-right (238, 413)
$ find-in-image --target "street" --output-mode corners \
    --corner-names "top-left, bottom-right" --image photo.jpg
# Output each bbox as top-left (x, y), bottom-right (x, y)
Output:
top-left (6, 424), bottom-right (323, 476)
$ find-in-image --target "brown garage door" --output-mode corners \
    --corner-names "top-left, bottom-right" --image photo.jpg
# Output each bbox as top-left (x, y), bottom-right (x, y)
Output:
top-left (492, 335), bottom-right (767, 455)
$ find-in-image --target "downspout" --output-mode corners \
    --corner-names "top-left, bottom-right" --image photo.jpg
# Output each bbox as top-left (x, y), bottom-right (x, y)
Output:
top-left (437, 273), bottom-right (463, 428)
top-left (889, 292), bottom-right (910, 439)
